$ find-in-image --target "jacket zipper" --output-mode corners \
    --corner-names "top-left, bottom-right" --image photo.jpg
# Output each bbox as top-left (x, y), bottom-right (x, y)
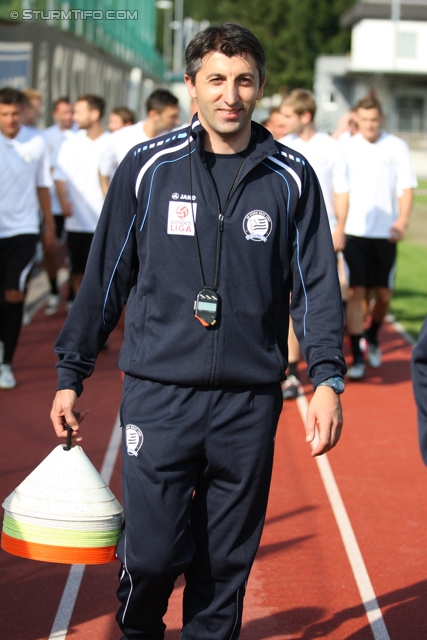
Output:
top-left (200, 158), bottom-right (257, 385)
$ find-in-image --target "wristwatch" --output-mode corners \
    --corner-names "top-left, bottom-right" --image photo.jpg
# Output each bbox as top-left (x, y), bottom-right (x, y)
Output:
top-left (317, 376), bottom-right (345, 394)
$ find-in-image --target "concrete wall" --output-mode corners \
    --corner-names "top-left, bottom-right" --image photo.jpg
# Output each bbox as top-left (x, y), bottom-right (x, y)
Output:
top-left (351, 19), bottom-right (427, 74)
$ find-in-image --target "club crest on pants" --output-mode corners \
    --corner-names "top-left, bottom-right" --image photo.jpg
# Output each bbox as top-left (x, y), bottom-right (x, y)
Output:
top-left (126, 424), bottom-right (143, 456)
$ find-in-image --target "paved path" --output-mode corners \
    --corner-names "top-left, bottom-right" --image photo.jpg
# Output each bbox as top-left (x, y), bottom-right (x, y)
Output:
top-left (1, 294), bottom-right (425, 639)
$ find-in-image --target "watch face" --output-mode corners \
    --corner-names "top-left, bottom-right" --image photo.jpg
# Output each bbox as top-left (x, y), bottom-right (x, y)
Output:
top-left (336, 378), bottom-right (345, 392)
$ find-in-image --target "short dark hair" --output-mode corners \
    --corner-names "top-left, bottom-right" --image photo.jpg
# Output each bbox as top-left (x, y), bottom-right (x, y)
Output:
top-left (185, 23), bottom-right (266, 84)
top-left (0, 87), bottom-right (25, 106)
top-left (111, 106), bottom-right (135, 125)
top-left (53, 96), bottom-right (72, 111)
top-left (146, 89), bottom-right (178, 114)
top-left (76, 94), bottom-right (106, 119)
top-left (355, 95), bottom-right (383, 114)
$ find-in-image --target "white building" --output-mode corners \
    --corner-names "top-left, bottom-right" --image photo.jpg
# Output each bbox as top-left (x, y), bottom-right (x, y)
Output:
top-left (314, 0), bottom-right (427, 170)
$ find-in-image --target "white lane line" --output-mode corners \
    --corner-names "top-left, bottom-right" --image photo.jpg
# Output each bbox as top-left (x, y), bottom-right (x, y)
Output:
top-left (99, 413), bottom-right (122, 484)
top-left (295, 394), bottom-right (391, 640)
top-left (385, 314), bottom-right (415, 346)
top-left (48, 412), bottom-right (122, 640)
top-left (48, 565), bottom-right (85, 640)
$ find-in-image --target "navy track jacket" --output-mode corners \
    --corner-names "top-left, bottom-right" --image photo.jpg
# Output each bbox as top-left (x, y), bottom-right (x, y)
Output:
top-left (55, 116), bottom-right (346, 396)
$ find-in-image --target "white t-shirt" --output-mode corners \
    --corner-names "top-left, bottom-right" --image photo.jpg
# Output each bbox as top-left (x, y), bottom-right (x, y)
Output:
top-left (99, 121), bottom-right (150, 178)
top-left (43, 123), bottom-right (76, 214)
top-left (54, 129), bottom-right (111, 233)
top-left (0, 126), bottom-right (52, 238)
top-left (342, 132), bottom-right (418, 238)
top-left (279, 131), bottom-right (349, 231)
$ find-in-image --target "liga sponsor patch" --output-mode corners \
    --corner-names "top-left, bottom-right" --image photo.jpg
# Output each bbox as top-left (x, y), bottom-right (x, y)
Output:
top-left (167, 200), bottom-right (197, 236)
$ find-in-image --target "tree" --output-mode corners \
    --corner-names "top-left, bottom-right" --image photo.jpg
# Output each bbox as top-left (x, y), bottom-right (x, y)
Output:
top-left (184, 0), bottom-right (354, 94)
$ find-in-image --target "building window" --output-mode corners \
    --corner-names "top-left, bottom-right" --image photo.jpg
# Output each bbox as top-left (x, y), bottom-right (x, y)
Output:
top-left (396, 97), bottom-right (425, 132)
top-left (397, 32), bottom-right (417, 58)
top-left (321, 90), bottom-right (339, 112)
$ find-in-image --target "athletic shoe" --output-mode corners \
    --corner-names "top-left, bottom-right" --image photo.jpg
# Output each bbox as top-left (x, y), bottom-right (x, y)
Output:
top-left (21, 309), bottom-right (31, 326)
top-left (347, 361), bottom-right (366, 380)
top-left (359, 337), bottom-right (368, 354)
top-left (367, 343), bottom-right (382, 368)
top-left (65, 299), bottom-right (74, 313)
top-left (44, 293), bottom-right (61, 316)
top-left (281, 375), bottom-right (301, 400)
top-left (0, 364), bottom-right (16, 390)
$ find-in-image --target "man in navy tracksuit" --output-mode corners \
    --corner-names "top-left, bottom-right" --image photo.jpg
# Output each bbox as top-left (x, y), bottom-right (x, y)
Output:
top-left (412, 318), bottom-right (427, 466)
top-left (51, 23), bottom-right (346, 640)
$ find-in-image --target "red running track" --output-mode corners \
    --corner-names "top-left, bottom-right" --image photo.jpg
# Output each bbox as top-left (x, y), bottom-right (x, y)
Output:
top-left (0, 303), bottom-right (426, 640)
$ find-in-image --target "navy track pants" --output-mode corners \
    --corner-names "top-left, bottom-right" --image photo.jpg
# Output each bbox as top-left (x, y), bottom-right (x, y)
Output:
top-left (116, 377), bottom-right (283, 640)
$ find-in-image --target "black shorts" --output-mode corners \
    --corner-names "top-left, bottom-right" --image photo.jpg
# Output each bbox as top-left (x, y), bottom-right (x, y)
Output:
top-left (67, 231), bottom-right (93, 275)
top-left (343, 235), bottom-right (396, 289)
top-left (53, 214), bottom-right (65, 240)
top-left (0, 234), bottom-right (38, 297)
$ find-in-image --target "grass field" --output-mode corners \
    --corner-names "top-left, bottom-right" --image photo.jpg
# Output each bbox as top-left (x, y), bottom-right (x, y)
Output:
top-left (389, 179), bottom-right (427, 340)
top-left (391, 242), bottom-right (427, 339)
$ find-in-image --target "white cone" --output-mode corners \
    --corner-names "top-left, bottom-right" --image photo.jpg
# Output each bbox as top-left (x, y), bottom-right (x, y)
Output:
top-left (2, 444), bottom-right (122, 521)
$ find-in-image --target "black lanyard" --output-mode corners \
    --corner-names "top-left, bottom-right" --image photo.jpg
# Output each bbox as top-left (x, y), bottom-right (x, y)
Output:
top-left (188, 134), bottom-right (251, 327)
top-left (188, 135), bottom-right (251, 290)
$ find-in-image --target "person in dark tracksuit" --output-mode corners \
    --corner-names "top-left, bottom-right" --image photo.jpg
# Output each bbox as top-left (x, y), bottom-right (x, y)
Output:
top-left (412, 317), bottom-right (427, 466)
top-left (51, 24), bottom-right (346, 640)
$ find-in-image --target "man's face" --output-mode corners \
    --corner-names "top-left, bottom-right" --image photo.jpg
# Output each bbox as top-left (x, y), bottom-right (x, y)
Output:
top-left (356, 107), bottom-right (382, 143)
top-left (21, 97), bottom-right (41, 127)
top-left (108, 113), bottom-right (126, 132)
top-left (152, 105), bottom-right (180, 136)
top-left (265, 111), bottom-right (287, 140)
top-left (184, 51), bottom-right (265, 144)
top-left (280, 105), bottom-right (310, 136)
top-left (0, 102), bottom-right (21, 138)
top-left (73, 100), bottom-right (97, 130)
top-left (54, 101), bottom-right (74, 130)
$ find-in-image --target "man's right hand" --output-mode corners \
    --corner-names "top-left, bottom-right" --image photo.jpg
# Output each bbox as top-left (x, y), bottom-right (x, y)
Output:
top-left (62, 200), bottom-right (73, 217)
top-left (50, 389), bottom-right (89, 443)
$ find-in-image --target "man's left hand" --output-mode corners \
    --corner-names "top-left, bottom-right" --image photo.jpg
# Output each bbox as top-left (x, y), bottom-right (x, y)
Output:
top-left (305, 385), bottom-right (343, 456)
top-left (42, 226), bottom-right (57, 254)
top-left (332, 227), bottom-right (346, 252)
top-left (389, 220), bottom-right (407, 243)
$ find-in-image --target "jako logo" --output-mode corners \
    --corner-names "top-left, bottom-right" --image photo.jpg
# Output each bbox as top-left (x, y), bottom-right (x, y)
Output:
top-left (171, 193), bottom-right (196, 201)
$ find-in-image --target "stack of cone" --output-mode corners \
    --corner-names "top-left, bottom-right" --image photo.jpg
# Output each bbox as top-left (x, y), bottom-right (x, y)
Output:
top-left (1, 442), bottom-right (123, 564)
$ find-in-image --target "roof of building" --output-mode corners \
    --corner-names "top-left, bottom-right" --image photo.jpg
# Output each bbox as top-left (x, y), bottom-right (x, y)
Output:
top-left (341, 0), bottom-right (427, 28)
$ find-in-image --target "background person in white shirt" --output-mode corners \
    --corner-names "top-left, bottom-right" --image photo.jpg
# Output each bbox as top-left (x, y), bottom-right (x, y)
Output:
top-left (99, 89), bottom-right (180, 195)
top-left (0, 87), bottom-right (55, 389)
top-left (20, 88), bottom-right (42, 130)
top-left (332, 107), bottom-right (358, 142)
top-left (262, 107), bottom-right (287, 141)
top-left (108, 106), bottom-right (135, 132)
top-left (278, 89), bottom-right (349, 399)
top-left (342, 95), bottom-right (417, 380)
top-left (54, 94), bottom-right (110, 301)
top-left (42, 96), bottom-right (75, 315)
